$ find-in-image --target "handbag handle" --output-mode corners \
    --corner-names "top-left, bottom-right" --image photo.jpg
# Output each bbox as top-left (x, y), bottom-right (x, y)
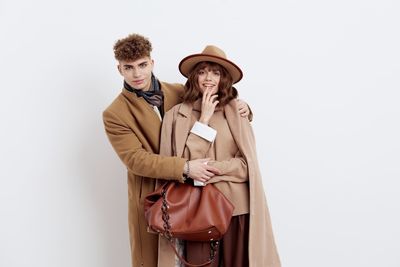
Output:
top-left (161, 186), bottom-right (219, 267)
top-left (166, 239), bottom-right (219, 267)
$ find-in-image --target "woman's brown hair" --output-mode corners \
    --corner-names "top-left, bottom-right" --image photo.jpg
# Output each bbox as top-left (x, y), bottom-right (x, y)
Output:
top-left (183, 61), bottom-right (238, 106)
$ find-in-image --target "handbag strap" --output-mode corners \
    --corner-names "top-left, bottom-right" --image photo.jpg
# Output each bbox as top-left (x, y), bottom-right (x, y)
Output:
top-left (161, 185), bottom-right (220, 267)
top-left (167, 239), bottom-right (219, 267)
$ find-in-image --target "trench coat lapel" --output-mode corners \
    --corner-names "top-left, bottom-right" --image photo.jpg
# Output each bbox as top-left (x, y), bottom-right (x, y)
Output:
top-left (174, 102), bottom-right (193, 157)
top-left (172, 101), bottom-right (243, 158)
top-left (121, 89), bottom-right (161, 152)
top-left (120, 81), bottom-right (182, 153)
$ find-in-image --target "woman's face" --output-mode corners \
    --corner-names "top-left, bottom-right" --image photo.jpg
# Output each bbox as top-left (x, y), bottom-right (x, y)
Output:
top-left (197, 66), bottom-right (221, 95)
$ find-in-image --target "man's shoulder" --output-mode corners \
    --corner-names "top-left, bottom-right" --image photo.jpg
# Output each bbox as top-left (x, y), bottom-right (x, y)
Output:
top-left (159, 80), bottom-right (185, 109)
top-left (159, 81), bottom-right (184, 92)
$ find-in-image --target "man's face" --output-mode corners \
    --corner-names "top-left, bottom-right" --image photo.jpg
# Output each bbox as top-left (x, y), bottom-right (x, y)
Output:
top-left (118, 56), bottom-right (154, 91)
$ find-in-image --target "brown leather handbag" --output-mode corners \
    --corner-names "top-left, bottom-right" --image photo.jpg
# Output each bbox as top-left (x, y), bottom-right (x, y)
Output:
top-left (144, 181), bottom-right (234, 241)
top-left (144, 181), bottom-right (234, 266)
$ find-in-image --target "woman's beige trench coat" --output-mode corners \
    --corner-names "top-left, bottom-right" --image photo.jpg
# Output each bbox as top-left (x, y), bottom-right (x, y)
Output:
top-left (157, 100), bottom-right (281, 267)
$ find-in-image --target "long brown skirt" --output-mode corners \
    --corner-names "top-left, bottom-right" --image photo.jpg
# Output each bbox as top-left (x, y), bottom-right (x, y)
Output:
top-left (185, 214), bottom-right (249, 267)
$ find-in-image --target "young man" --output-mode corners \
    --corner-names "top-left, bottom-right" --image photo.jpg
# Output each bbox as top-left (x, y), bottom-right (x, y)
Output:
top-left (103, 34), bottom-right (250, 267)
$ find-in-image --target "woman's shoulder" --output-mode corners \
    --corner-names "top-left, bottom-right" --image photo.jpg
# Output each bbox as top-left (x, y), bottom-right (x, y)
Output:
top-left (165, 102), bottom-right (193, 118)
top-left (224, 98), bottom-right (241, 116)
top-left (164, 103), bottom-right (188, 123)
top-left (166, 102), bottom-right (183, 114)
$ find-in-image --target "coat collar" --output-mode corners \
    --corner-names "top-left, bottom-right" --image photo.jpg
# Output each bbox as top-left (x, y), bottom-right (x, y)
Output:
top-left (120, 80), bottom-right (178, 120)
top-left (121, 87), bottom-right (162, 123)
top-left (176, 101), bottom-right (193, 118)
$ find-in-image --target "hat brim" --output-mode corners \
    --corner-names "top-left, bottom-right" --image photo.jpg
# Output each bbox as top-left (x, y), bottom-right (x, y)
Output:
top-left (179, 54), bottom-right (243, 84)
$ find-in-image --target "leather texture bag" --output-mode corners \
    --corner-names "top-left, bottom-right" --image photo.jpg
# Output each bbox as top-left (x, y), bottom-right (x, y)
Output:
top-left (144, 182), bottom-right (234, 242)
top-left (144, 181), bottom-right (234, 266)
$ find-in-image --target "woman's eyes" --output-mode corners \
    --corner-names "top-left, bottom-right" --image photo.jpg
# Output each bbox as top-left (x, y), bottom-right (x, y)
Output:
top-left (198, 70), bottom-right (220, 75)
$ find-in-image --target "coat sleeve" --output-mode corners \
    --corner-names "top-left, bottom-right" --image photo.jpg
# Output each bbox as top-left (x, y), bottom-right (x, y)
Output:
top-left (103, 109), bottom-right (186, 181)
top-left (185, 129), bottom-right (248, 183)
top-left (207, 151), bottom-right (248, 183)
top-left (185, 133), bottom-right (212, 159)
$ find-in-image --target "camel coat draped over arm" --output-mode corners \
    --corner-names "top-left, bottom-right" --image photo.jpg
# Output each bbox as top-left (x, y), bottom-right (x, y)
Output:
top-left (157, 100), bottom-right (281, 267)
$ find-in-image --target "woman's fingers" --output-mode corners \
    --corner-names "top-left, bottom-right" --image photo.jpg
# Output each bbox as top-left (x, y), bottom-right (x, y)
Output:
top-left (210, 95), bottom-right (219, 106)
top-left (210, 94), bottom-right (218, 102)
top-left (202, 89), bottom-right (207, 103)
top-left (200, 89), bottom-right (219, 124)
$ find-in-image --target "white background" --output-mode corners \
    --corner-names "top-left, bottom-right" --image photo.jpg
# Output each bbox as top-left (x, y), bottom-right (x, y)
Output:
top-left (1, 0), bottom-right (399, 266)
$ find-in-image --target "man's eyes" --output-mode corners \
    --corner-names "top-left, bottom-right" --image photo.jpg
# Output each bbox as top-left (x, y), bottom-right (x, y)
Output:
top-left (124, 63), bottom-right (148, 70)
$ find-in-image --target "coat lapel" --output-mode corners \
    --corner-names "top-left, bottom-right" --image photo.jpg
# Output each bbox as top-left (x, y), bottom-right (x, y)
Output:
top-left (121, 89), bottom-right (162, 152)
top-left (174, 102), bottom-right (193, 157)
top-left (120, 81), bottom-right (184, 154)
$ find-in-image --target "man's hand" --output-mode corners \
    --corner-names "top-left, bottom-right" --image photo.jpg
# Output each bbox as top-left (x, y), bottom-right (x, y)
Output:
top-left (237, 99), bottom-right (250, 117)
top-left (186, 158), bottom-right (221, 183)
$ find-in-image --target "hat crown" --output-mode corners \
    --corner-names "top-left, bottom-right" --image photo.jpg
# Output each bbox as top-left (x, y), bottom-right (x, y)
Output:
top-left (201, 45), bottom-right (227, 59)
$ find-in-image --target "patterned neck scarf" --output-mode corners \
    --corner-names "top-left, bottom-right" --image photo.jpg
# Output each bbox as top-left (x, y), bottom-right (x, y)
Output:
top-left (124, 74), bottom-right (164, 108)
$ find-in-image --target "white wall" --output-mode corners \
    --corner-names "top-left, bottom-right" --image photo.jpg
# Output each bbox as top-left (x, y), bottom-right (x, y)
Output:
top-left (1, 0), bottom-right (399, 266)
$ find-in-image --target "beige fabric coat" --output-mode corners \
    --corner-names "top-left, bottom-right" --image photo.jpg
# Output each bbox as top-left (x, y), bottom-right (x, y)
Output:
top-left (103, 81), bottom-right (187, 267)
top-left (157, 100), bottom-right (281, 267)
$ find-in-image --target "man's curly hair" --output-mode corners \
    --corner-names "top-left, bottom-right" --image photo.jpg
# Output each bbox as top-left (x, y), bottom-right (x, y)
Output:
top-left (113, 34), bottom-right (152, 61)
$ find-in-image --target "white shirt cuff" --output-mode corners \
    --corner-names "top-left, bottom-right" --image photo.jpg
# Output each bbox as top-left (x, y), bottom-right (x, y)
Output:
top-left (190, 121), bottom-right (217, 142)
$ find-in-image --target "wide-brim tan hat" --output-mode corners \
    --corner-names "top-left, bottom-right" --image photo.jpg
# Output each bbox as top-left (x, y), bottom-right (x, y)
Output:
top-left (179, 45), bottom-right (243, 84)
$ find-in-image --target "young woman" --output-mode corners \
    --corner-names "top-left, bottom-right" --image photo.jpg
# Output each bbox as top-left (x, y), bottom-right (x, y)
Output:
top-left (157, 45), bottom-right (281, 267)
